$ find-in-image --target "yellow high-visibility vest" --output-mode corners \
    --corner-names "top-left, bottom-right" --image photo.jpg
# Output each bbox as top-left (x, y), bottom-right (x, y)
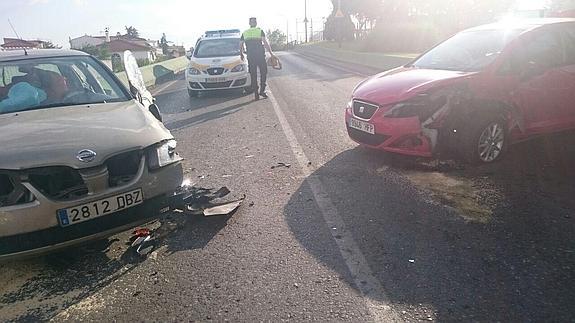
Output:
top-left (242, 27), bottom-right (263, 41)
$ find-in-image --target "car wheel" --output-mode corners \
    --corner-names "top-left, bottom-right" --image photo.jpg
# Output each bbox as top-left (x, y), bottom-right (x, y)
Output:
top-left (243, 86), bottom-right (254, 95)
top-left (188, 89), bottom-right (199, 98)
top-left (459, 113), bottom-right (507, 164)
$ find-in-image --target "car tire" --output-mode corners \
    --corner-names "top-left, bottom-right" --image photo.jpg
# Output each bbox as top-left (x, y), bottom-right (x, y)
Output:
top-left (458, 112), bottom-right (507, 164)
top-left (188, 90), bottom-right (199, 98)
top-left (243, 86), bottom-right (254, 95)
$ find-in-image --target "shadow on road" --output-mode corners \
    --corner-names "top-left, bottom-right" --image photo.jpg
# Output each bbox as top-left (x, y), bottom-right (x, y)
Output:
top-left (164, 99), bottom-right (252, 131)
top-left (154, 85), bottom-right (250, 116)
top-left (0, 209), bottom-right (234, 321)
top-left (284, 132), bottom-right (575, 321)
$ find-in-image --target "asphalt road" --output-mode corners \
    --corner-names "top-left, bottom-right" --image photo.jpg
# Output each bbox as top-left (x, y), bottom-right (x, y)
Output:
top-left (1, 52), bottom-right (574, 322)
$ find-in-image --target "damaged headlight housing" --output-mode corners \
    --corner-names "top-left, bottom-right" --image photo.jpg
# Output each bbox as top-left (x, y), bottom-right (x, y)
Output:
top-left (231, 64), bottom-right (245, 72)
top-left (147, 139), bottom-right (182, 170)
top-left (384, 93), bottom-right (447, 121)
top-left (188, 67), bottom-right (202, 75)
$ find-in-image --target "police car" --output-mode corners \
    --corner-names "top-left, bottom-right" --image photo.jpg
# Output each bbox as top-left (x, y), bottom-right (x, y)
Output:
top-left (186, 29), bottom-right (250, 98)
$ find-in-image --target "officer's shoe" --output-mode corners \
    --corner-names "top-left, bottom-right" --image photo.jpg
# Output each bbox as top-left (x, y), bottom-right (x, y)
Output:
top-left (259, 91), bottom-right (268, 99)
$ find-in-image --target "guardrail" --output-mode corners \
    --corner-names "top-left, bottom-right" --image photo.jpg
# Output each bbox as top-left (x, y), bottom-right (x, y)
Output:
top-left (115, 56), bottom-right (189, 88)
top-left (295, 43), bottom-right (415, 70)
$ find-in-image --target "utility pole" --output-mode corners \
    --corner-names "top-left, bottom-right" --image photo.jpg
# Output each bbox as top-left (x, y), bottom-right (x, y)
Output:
top-left (304, 0), bottom-right (308, 43)
top-left (310, 18), bottom-right (313, 42)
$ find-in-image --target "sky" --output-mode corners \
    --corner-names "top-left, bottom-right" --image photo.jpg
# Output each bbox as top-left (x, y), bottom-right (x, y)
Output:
top-left (0, 0), bottom-right (333, 49)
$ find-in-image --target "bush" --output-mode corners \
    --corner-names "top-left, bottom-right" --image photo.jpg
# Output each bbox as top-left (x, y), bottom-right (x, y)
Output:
top-left (136, 59), bottom-right (151, 67)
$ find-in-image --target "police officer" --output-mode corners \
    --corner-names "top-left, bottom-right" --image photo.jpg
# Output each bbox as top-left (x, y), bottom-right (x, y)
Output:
top-left (240, 17), bottom-right (277, 100)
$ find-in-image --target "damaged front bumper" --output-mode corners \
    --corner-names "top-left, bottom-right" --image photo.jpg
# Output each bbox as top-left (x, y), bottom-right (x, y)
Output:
top-left (0, 161), bottom-right (184, 261)
top-left (345, 107), bottom-right (435, 157)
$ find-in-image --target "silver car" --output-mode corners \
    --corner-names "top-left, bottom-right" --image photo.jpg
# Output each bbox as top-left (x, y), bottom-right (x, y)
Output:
top-left (0, 49), bottom-right (183, 260)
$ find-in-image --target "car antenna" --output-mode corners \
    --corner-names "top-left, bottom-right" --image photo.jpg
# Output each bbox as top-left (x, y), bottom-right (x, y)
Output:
top-left (8, 18), bottom-right (27, 56)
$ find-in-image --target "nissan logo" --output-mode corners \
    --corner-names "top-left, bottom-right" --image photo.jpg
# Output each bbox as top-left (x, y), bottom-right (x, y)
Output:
top-left (77, 149), bottom-right (97, 163)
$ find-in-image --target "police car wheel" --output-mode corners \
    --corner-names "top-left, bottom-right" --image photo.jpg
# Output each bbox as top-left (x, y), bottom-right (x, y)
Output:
top-left (188, 89), bottom-right (199, 98)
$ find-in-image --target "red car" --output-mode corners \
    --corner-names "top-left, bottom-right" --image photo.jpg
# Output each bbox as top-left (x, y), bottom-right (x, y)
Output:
top-left (346, 18), bottom-right (575, 163)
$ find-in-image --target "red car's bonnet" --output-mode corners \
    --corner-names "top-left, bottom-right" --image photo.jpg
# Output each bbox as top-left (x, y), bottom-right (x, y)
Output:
top-left (353, 66), bottom-right (475, 105)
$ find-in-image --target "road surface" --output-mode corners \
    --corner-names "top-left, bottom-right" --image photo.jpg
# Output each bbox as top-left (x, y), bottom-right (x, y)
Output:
top-left (1, 52), bottom-right (574, 322)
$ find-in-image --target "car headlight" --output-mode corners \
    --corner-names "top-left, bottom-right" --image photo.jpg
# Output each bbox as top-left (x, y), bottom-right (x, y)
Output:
top-left (384, 94), bottom-right (447, 121)
top-left (147, 139), bottom-right (182, 170)
top-left (231, 64), bottom-right (245, 72)
top-left (188, 67), bottom-right (201, 75)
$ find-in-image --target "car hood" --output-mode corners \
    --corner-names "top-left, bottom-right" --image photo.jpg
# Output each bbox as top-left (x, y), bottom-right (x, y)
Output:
top-left (190, 56), bottom-right (243, 70)
top-left (353, 67), bottom-right (475, 105)
top-left (0, 101), bottom-right (173, 170)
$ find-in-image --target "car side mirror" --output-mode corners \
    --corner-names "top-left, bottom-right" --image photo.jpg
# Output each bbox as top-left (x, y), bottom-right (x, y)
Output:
top-left (148, 103), bottom-right (163, 122)
top-left (186, 47), bottom-right (194, 60)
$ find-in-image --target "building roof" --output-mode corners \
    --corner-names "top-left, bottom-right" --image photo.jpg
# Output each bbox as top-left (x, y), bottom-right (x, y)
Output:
top-left (93, 35), bottom-right (148, 41)
top-left (0, 49), bottom-right (88, 62)
top-left (1, 38), bottom-right (45, 49)
top-left (99, 39), bottom-right (152, 52)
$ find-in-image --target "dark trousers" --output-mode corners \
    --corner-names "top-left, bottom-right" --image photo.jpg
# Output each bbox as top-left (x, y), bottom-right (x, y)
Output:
top-left (248, 57), bottom-right (267, 93)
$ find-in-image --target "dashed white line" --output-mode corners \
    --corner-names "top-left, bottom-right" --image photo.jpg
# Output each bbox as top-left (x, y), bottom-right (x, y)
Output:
top-left (267, 87), bottom-right (401, 323)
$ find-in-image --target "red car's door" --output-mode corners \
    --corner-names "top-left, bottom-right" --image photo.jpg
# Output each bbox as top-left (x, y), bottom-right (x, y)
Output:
top-left (508, 27), bottom-right (572, 134)
top-left (556, 24), bottom-right (575, 126)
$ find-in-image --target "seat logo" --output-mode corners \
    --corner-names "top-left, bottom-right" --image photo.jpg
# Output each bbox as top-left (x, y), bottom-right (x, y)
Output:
top-left (77, 149), bottom-right (97, 163)
top-left (359, 106), bottom-right (365, 113)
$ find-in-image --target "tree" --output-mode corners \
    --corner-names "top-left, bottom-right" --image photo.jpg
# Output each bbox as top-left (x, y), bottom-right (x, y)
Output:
top-left (78, 44), bottom-right (110, 60)
top-left (160, 33), bottom-right (169, 56)
top-left (43, 41), bottom-right (61, 49)
top-left (125, 26), bottom-right (140, 38)
top-left (266, 29), bottom-right (287, 51)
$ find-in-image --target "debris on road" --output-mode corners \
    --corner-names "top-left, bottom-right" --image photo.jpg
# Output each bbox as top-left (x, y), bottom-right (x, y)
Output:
top-left (173, 185), bottom-right (245, 217)
top-left (131, 233), bottom-right (155, 257)
top-left (213, 187), bottom-right (231, 198)
top-left (409, 259), bottom-right (415, 263)
top-left (271, 162), bottom-right (291, 169)
top-left (204, 198), bottom-right (244, 216)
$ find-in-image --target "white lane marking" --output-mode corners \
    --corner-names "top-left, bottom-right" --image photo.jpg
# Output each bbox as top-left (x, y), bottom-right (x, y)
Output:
top-left (268, 87), bottom-right (401, 322)
top-left (151, 78), bottom-right (181, 96)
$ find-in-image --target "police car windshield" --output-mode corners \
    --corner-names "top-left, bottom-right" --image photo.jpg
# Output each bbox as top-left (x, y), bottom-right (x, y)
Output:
top-left (195, 38), bottom-right (241, 58)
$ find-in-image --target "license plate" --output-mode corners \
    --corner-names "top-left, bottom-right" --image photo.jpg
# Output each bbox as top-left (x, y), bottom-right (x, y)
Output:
top-left (205, 77), bottom-right (227, 83)
top-left (57, 189), bottom-right (143, 227)
top-left (349, 118), bottom-right (375, 134)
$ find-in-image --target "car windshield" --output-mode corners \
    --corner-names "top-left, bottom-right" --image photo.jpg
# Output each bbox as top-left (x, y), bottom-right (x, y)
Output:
top-left (412, 29), bottom-right (525, 72)
top-left (194, 38), bottom-right (241, 58)
top-left (0, 56), bottom-right (129, 115)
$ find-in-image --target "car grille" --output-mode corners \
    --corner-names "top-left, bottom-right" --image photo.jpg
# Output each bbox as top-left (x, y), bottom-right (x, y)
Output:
top-left (201, 81), bottom-right (233, 89)
top-left (106, 150), bottom-right (143, 187)
top-left (207, 67), bottom-right (225, 75)
top-left (353, 100), bottom-right (379, 120)
top-left (347, 127), bottom-right (390, 146)
top-left (28, 167), bottom-right (89, 201)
